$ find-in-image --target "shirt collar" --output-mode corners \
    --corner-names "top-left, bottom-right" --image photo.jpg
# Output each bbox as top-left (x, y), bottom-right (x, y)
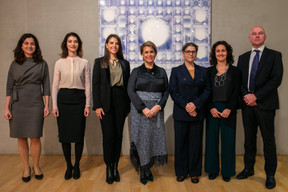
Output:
top-left (252, 45), bottom-right (265, 52)
top-left (140, 63), bottom-right (157, 73)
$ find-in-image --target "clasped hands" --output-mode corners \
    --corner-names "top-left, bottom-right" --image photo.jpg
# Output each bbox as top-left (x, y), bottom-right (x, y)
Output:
top-left (244, 94), bottom-right (257, 106)
top-left (185, 102), bottom-right (197, 117)
top-left (210, 108), bottom-right (231, 118)
top-left (142, 105), bottom-right (161, 119)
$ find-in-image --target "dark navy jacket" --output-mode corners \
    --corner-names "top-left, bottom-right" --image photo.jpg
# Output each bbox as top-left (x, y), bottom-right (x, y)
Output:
top-left (169, 63), bottom-right (211, 121)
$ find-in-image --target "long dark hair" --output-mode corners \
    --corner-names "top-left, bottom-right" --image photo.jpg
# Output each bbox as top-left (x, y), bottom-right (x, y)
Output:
top-left (210, 41), bottom-right (234, 66)
top-left (101, 34), bottom-right (124, 68)
top-left (13, 33), bottom-right (43, 64)
top-left (60, 32), bottom-right (83, 58)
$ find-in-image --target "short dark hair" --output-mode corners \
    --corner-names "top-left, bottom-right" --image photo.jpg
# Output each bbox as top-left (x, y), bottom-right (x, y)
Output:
top-left (140, 41), bottom-right (157, 54)
top-left (60, 32), bottom-right (83, 58)
top-left (182, 42), bottom-right (198, 52)
top-left (210, 41), bottom-right (234, 66)
top-left (13, 33), bottom-right (43, 64)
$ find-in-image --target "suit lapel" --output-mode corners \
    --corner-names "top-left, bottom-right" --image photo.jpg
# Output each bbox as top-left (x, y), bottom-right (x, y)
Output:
top-left (242, 52), bottom-right (251, 85)
top-left (194, 64), bottom-right (202, 81)
top-left (257, 47), bottom-right (268, 74)
top-left (105, 65), bottom-right (110, 84)
top-left (119, 59), bottom-right (126, 82)
top-left (181, 64), bottom-right (194, 84)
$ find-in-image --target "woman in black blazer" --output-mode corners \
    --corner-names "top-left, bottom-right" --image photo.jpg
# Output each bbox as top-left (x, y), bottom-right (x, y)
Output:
top-left (92, 34), bottom-right (130, 184)
top-left (169, 42), bottom-right (211, 184)
top-left (205, 41), bottom-right (241, 182)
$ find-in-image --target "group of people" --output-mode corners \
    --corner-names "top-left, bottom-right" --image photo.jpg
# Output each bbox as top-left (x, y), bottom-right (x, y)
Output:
top-left (4, 25), bottom-right (283, 190)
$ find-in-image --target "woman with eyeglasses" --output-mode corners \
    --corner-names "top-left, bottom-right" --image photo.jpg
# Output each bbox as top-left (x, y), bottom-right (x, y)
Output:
top-left (169, 42), bottom-right (211, 184)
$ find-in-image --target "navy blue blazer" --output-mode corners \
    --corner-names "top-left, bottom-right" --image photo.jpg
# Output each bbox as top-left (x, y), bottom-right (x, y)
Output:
top-left (169, 63), bottom-right (211, 121)
top-left (237, 47), bottom-right (283, 110)
top-left (92, 57), bottom-right (130, 114)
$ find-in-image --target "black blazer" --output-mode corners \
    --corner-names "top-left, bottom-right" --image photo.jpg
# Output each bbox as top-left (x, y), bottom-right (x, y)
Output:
top-left (92, 57), bottom-right (130, 114)
top-left (169, 63), bottom-right (211, 121)
top-left (237, 47), bottom-right (283, 110)
top-left (208, 65), bottom-right (241, 110)
top-left (207, 65), bottom-right (241, 127)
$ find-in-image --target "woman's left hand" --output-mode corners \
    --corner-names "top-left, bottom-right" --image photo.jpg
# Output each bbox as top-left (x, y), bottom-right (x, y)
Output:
top-left (43, 107), bottom-right (50, 118)
top-left (220, 109), bottom-right (231, 118)
top-left (150, 105), bottom-right (161, 118)
top-left (84, 107), bottom-right (90, 117)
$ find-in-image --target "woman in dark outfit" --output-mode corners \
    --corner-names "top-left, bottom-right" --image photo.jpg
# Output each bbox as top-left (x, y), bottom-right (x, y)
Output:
top-left (169, 42), bottom-right (210, 184)
top-left (128, 41), bottom-right (169, 185)
top-left (4, 33), bottom-right (50, 182)
top-left (205, 41), bottom-right (241, 182)
top-left (52, 32), bottom-right (91, 180)
top-left (92, 34), bottom-right (130, 184)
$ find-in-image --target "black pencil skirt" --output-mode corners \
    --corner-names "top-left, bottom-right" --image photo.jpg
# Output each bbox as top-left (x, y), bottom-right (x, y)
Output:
top-left (57, 89), bottom-right (86, 143)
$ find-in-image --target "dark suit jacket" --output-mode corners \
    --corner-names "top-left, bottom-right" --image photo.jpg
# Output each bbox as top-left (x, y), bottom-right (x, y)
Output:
top-left (92, 57), bottom-right (130, 114)
top-left (207, 65), bottom-right (241, 127)
top-left (169, 63), bottom-right (211, 121)
top-left (237, 47), bottom-right (283, 110)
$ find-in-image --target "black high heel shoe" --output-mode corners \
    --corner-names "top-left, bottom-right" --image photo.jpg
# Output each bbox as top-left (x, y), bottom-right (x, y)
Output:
top-left (113, 163), bottom-right (120, 182)
top-left (22, 167), bottom-right (31, 183)
top-left (33, 167), bottom-right (44, 180)
top-left (64, 166), bottom-right (73, 180)
top-left (106, 164), bottom-right (114, 184)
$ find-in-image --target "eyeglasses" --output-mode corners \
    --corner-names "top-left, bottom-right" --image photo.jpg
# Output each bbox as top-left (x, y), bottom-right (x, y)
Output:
top-left (183, 50), bottom-right (197, 55)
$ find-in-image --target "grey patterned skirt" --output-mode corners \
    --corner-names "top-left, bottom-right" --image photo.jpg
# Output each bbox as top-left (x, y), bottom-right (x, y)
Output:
top-left (130, 91), bottom-right (168, 177)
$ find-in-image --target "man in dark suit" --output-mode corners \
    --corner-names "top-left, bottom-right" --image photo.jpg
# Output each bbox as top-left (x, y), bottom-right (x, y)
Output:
top-left (237, 26), bottom-right (283, 189)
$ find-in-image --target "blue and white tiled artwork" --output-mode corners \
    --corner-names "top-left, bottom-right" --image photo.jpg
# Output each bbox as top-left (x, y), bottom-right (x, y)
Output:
top-left (99, 0), bottom-right (211, 74)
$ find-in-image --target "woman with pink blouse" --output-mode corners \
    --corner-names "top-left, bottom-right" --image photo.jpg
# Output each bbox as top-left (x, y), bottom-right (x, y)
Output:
top-left (52, 32), bottom-right (91, 180)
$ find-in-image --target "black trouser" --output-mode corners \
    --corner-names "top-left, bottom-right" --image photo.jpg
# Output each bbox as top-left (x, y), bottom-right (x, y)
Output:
top-left (242, 106), bottom-right (277, 176)
top-left (100, 86), bottom-right (128, 165)
top-left (174, 120), bottom-right (203, 177)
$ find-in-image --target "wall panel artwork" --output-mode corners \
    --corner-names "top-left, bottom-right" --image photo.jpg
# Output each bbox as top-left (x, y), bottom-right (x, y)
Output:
top-left (99, 0), bottom-right (211, 74)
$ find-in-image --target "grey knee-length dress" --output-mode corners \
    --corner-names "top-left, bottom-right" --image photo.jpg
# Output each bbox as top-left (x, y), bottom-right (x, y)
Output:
top-left (6, 58), bottom-right (50, 138)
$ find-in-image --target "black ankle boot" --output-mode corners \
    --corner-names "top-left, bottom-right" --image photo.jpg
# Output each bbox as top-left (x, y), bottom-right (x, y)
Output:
top-left (106, 164), bottom-right (114, 184)
top-left (113, 163), bottom-right (120, 182)
top-left (147, 170), bottom-right (153, 181)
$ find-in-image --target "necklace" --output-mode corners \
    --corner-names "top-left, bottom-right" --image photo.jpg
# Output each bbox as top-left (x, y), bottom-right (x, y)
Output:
top-left (110, 59), bottom-right (118, 69)
top-left (214, 64), bottom-right (228, 87)
top-left (214, 72), bottom-right (226, 87)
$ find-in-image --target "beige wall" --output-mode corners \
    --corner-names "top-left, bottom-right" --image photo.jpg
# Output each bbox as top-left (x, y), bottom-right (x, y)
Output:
top-left (0, 0), bottom-right (287, 155)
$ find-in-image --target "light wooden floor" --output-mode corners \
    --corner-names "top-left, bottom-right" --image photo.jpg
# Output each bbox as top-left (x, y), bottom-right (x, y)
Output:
top-left (0, 155), bottom-right (287, 192)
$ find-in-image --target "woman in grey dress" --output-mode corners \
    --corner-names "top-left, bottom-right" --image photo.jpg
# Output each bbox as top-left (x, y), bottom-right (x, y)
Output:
top-left (4, 33), bottom-right (50, 182)
top-left (127, 41), bottom-right (169, 185)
